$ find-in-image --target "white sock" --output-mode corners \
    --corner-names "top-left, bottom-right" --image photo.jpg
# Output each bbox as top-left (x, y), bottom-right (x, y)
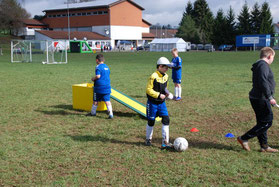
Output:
top-left (178, 87), bottom-right (182, 98)
top-left (107, 105), bottom-right (113, 116)
top-left (162, 125), bottom-right (169, 144)
top-left (175, 87), bottom-right (179, 98)
top-left (91, 104), bottom-right (98, 115)
top-left (146, 124), bottom-right (153, 140)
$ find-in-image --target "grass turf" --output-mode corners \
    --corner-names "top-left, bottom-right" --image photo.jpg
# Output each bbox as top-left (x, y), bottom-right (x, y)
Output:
top-left (1, 49), bottom-right (279, 186)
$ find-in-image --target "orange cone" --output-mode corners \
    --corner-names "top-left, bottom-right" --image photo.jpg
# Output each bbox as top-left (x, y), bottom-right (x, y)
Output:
top-left (190, 128), bottom-right (199, 132)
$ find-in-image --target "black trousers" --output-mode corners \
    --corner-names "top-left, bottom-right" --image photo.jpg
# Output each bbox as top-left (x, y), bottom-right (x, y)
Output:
top-left (241, 98), bottom-right (273, 148)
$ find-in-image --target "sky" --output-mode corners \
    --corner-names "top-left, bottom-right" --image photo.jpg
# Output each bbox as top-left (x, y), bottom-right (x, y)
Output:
top-left (22, 0), bottom-right (279, 27)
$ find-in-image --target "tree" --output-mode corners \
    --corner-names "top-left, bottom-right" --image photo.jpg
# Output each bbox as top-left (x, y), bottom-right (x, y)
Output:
top-left (33, 15), bottom-right (44, 21)
top-left (237, 2), bottom-right (251, 35)
top-left (250, 2), bottom-right (261, 34)
top-left (225, 6), bottom-right (237, 45)
top-left (0, 0), bottom-right (30, 34)
top-left (193, 0), bottom-right (214, 43)
top-left (212, 9), bottom-right (227, 46)
top-left (179, 1), bottom-right (193, 27)
top-left (176, 15), bottom-right (200, 43)
top-left (259, 2), bottom-right (274, 34)
top-left (186, 1), bottom-right (194, 17)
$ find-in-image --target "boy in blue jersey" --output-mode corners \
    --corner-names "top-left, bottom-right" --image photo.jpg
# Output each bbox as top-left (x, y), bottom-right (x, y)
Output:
top-left (145, 57), bottom-right (173, 149)
top-left (86, 54), bottom-right (113, 119)
top-left (171, 48), bottom-right (182, 101)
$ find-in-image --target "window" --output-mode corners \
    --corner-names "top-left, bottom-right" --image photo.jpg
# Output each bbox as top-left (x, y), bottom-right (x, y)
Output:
top-left (71, 13), bottom-right (76, 16)
top-left (87, 12), bottom-right (91, 15)
top-left (92, 11), bottom-right (97, 15)
top-left (62, 14), bottom-right (67, 17)
top-left (98, 11), bottom-right (103, 15)
top-left (77, 13), bottom-right (82, 16)
top-left (82, 12), bottom-right (86, 16)
top-left (47, 15), bottom-right (52, 18)
top-left (103, 11), bottom-right (108, 14)
top-left (57, 14), bottom-right (61, 17)
top-left (53, 15), bottom-right (56, 17)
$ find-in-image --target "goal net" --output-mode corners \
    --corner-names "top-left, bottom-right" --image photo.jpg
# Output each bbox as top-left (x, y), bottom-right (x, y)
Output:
top-left (11, 40), bottom-right (68, 64)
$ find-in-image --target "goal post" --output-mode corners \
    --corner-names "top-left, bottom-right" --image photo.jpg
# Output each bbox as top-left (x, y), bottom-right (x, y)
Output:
top-left (11, 40), bottom-right (68, 64)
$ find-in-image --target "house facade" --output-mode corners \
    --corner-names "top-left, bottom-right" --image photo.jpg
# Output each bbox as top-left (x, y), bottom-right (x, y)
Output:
top-left (41, 0), bottom-right (152, 48)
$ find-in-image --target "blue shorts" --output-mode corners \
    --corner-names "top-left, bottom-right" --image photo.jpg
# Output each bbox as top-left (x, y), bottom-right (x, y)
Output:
top-left (146, 100), bottom-right (168, 120)
top-left (173, 79), bottom-right (181, 84)
top-left (93, 92), bottom-right (110, 102)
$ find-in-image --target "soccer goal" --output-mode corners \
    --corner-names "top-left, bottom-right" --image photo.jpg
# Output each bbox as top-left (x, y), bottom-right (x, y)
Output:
top-left (11, 40), bottom-right (68, 64)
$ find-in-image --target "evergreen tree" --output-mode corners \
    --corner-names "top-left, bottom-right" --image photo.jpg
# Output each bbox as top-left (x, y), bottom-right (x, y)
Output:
top-left (237, 2), bottom-right (251, 35)
top-left (186, 1), bottom-right (194, 17)
top-left (176, 15), bottom-right (200, 43)
top-left (259, 2), bottom-right (274, 34)
top-left (193, 0), bottom-right (214, 43)
top-left (212, 9), bottom-right (227, 46)
top-left (179, 1), bottom-right (193, 26)
top-left (225, 6), bottom-right (236, 45)
top-left (250, 2), bottom-right (261, 34)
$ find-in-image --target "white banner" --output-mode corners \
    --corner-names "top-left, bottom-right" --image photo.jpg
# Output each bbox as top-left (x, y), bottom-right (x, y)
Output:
top-left (243, 37), bottom-right (259, 44)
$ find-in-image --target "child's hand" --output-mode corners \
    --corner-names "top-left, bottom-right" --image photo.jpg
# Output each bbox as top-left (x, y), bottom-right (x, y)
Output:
top-left (270, 99), bottom-right (277, 105)
top-left (160, 94), bottom-right (166, 100)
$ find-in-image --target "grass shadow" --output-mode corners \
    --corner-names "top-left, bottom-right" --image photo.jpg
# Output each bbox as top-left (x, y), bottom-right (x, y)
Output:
top-left (189, 139), bottom-right (237, 151)
top-left (66, 135), bottom-right (143, 146)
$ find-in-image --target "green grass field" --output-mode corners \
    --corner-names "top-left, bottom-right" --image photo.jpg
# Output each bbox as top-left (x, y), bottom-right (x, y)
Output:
top-left (1, 48), bottom-right (279, 186)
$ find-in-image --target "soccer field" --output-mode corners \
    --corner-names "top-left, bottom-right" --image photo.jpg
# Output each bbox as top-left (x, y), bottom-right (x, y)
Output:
top-left (1, 50), bottom-right (279, 185)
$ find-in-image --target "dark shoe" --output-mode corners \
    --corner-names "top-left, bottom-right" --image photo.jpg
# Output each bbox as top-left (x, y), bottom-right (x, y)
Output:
top-left (260, 147), bottom-right (279, 153)
top-left (108, 115), bottom-right (113, 119)
top-left (237, 136), bottom-right (250, 151)
top-left (85, 112), bottom-right (96, 117)
top-left (145, 139), bottom-right (152, 146)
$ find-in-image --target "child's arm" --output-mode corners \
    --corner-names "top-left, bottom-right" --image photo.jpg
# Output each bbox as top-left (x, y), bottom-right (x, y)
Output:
top-left (146, 77), bottom-right (166, 99)
top-left (91, 75), bottom-right (100, 82)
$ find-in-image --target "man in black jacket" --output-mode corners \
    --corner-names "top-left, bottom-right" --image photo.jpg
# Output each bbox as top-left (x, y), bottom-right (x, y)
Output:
top-left (238, 47), bottom-right (278, 152)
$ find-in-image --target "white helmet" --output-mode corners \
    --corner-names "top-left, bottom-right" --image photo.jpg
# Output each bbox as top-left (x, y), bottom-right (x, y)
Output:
top-left (157, 57), bottom-right (171, 66)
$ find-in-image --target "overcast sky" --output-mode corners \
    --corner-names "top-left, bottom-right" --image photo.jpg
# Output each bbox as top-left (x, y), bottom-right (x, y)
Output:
top-left (22, 0), bottom-right (279, 26)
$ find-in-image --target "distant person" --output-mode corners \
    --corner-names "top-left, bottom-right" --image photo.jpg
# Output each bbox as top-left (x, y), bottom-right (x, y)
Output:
top-left (237, 47), bottom-right (278, 152)
top-left (171, 48), bottom-right (182, 101)
top-left (86, 54), bottom-right (113, 119)
top-left (145, 57), bottom-right (173, 149)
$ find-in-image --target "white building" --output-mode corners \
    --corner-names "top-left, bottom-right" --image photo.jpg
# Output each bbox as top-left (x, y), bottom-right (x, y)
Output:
top-left (150, 38), bottom-right (190, 52)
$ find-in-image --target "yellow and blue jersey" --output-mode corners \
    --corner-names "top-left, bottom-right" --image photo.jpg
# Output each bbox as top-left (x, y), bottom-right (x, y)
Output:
top-left (146, 71), bottom-right (169, 104)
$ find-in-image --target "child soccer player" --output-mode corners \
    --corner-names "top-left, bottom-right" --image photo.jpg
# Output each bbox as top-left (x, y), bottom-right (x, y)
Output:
top-left (145, 57), bottom-right (173, 149)
top-left (171, 48), bottom-right (182, 101)
top-left (237, 47), bottom-right (278, 152)
top-left (86, 54), bottom-right (113, 119)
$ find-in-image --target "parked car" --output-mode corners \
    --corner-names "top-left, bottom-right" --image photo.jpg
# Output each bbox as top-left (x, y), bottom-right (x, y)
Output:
top-left (218, 44), bottom-right (233, 51)
top-left (197, 44), bottom-right (204, 50)
top-left (191, 44), bottom-right (197, 50)
top-left (204, 44), bottom-right (215, 51)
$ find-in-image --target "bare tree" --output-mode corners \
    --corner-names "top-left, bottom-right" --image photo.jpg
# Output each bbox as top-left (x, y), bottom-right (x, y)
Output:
top-left (0, 0), bottom-right (30, 35)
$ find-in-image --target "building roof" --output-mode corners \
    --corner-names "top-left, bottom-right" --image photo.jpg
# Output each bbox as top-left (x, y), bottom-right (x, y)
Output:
top-left (150, 29), bottom-right (178, 38)
top-left (142, 19), bottom-right (151, 26)
top-left (43, 0), bottom-right (144, 12)
top-left (36, 30), bottom-right (110, 40)
top-left (22, 19), bottom-right (46, 26)
top-left (150, 38), bottom-right (186, 44)
top-left (142, 33), bottom-right (155, 39)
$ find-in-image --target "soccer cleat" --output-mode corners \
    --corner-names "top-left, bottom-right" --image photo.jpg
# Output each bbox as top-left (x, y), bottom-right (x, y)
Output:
top-left (161, 142), bottom-right (173, 149)
top-left (237, 136), bottom-right (250, 151)
top-left (145, 139), bottom-right (152, 146)
top-left (260, 147), bottom-right (279, 153)
top-left (108, 115), bottom-right (113, 119)
top-left (175, 97), bottom-right (181, 101)
top-left (85, 113), bottom-right (96, 117)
